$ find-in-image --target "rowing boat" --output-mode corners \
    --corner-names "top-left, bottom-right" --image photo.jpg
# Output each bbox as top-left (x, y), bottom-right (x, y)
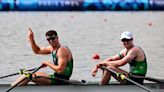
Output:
top-left (1, 66), bottom-right (164, 92)
top-left (0, 82), bottom-right (163, 92)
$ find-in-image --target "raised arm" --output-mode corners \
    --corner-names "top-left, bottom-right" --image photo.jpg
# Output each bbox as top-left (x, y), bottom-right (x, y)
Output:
top-left (28, 28), bottom-right (51, 54)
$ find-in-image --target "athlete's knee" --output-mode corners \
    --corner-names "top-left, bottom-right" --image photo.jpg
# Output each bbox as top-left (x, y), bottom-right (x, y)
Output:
top-left (31, 72), bottom-right (43, 80)
top-left (34, 72), bottom-right (44, 76)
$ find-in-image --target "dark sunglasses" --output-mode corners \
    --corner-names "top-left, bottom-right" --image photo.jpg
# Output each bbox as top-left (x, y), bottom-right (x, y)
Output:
top-left (47, 37), bottom-right (56, 41)
top-left (121, 39), bottom-right (131, 42)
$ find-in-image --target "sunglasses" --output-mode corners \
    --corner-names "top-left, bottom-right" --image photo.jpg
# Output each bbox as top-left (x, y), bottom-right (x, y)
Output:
top-left (47, 37), bottom-right (56, 41)
top-left (121, 39), bottom-right (131, 42)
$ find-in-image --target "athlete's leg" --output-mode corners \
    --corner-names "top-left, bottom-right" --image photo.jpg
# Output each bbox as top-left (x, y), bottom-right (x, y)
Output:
top-left (11, 72), bottom-right (51, 86)
top-left (107, 66), bottom-right (129, 84)
top-left (100, 69), bottom-right (111, 85)
top-left (31, 72), bottom-right (51, 85)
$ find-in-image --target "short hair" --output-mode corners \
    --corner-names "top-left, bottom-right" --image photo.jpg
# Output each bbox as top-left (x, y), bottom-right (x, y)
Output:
top-left (45, 30), bottom-right (58, 37)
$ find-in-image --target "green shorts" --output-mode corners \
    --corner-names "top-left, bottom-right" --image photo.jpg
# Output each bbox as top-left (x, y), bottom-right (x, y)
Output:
top-left (49, 74), bottom-right (70, 85)
top-left (50, 75), bottom-right (56, 85)
top-left (128, 73), bottom-right (145, 85)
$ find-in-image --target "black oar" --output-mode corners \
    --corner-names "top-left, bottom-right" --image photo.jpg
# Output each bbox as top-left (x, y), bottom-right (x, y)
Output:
top-left (35, 76), bottom-right (86, 85)
top-left (6, 65), bottom-right (42, 92)
top-left (0, 68), bottom-right (37, 79)
top-left (100, 66), bottom-right (152, 92)
top-left (92, 58), bottom-right (164, 84)
top-left (130, 74), bottom-right (164, 84)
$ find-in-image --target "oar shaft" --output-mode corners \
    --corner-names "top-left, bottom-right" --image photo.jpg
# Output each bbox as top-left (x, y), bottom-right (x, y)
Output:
top-left (101, 66), bottom-right (152, 92)
top-left (124, 77), bottom-right (152, 92)
top-left (0, 68), bottom-right (36, 79)
top-left (0, 73), bottom-right (19, 79)
top-left (32, 66), bottom-right (42, 73)
top-left (131, 75), bottom-right (164, 84)
top-left (6, 66), bottom-right (42, 92)
top-left (35, 76), bottom-right (86, 85)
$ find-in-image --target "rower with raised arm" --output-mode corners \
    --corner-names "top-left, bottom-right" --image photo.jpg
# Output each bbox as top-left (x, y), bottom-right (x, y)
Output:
top-left (11, 28), bottom-right (73, 85)
top-left (92, 31), bottom-right (147, 85)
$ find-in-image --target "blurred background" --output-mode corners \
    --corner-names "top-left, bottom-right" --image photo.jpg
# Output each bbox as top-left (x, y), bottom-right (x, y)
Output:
top-left (0, 0), bottom-right (164, 84)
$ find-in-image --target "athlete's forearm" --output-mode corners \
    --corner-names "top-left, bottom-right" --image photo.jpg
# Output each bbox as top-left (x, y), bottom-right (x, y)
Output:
top-left (46, 62), bottom-right (64, 73)
top-left (105, 59), bottom-right (126, 67)
top-left (30, 39), bottom-right (41, 54)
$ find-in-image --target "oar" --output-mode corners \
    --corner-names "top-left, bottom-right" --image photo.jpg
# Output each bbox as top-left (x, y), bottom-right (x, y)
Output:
top-left (92, 55), bottom-right (164, 84)
top-left (6, 65), bottom-right (42, 92)
top-left (0, 68), bottom-right (37, 79)
top-left (35, 76), bottom-right (87, 85)
top-left (130, 74), bottom-right (164, 84)
top-left (100, 66), bottom-right (153, 92)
